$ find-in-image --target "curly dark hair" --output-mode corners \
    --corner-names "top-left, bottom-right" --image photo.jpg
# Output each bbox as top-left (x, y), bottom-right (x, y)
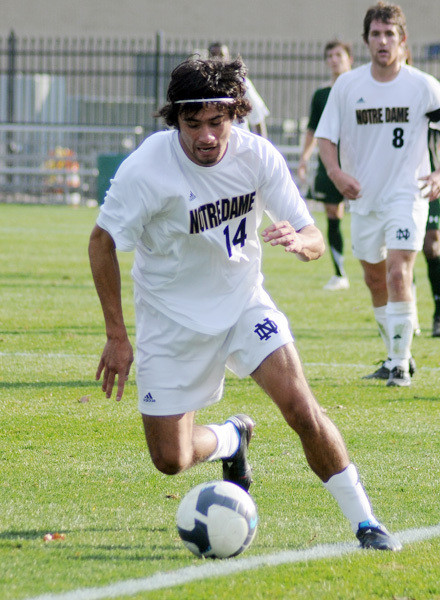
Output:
top-left (363, 2), bottom-right (407, 43)
top-left (157, 56), bottom-right (252, 128)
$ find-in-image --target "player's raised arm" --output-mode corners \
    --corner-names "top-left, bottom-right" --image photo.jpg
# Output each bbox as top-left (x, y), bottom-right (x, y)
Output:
top-left (88, 224), bottom-right (133, 401)
top-left (261, 222), bottom-right (325, 261)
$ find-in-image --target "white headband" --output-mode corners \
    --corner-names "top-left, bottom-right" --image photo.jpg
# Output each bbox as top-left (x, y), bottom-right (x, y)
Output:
top-left (174, 97), bottom-right (235, 104)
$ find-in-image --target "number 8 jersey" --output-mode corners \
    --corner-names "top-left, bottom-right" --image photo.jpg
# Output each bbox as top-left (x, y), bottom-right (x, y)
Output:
top-left (97, 127), bottom-right (313, 335)
top-left (315, 62), bottom-right (440, 215)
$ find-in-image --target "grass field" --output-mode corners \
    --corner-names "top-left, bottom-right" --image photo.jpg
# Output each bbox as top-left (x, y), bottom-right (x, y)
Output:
top-left (1, 203), bottom-right (440, 600)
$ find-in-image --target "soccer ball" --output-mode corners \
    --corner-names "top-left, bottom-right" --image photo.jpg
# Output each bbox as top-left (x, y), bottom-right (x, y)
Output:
top-left (176, 480), bottom-right (258, 559)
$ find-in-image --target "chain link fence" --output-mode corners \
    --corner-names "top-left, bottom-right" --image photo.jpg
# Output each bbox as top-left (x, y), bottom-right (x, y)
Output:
top-left (1, 30), bottom-right (439, 203)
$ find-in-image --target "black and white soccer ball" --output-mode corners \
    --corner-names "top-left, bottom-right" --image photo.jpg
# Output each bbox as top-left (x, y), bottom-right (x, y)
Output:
top-left (176, 480), bottom-right (258, 559)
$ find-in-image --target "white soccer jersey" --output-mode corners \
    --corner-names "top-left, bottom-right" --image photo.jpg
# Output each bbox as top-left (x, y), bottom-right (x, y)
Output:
top-left (244, 78), bottom-right (270, 128)
top-left (97, 127), bottom-right (313, 335)
top-left (233, 78), bottom-right (270, 131)
top-left (315, 63), bottom-right (440, 214)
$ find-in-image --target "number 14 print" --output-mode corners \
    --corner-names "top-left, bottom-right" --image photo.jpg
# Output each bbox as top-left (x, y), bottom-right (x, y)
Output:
top-left (223, 217), bottom-right (247, 257)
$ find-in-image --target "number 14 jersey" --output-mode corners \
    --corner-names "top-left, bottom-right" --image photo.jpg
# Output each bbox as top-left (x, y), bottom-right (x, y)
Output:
top-left (97, 127), bottom-right (313, 335)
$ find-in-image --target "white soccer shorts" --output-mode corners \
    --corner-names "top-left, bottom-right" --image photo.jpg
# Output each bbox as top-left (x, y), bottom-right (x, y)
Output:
top-left (351, 200), bottom-right (429, 264)
top-left (135, 287), bottom-right (294, 416)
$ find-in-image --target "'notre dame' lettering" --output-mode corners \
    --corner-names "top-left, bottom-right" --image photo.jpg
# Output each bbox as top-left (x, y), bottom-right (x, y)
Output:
top-left (385, 107), bottom-right (409, 123)
top-left (189, 191), bottom-right (256, 234)
top-left (356, 106), bottom-right (409, 125)
top-left (356, 108), bottom-right (384, 124)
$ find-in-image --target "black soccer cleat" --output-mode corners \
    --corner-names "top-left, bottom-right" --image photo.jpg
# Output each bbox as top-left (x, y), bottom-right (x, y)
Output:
top-left (363, 361), bottom-right (390, 380)
top-left (363, 357), bottom-right (416, 380)
top-left (387, 366), bottom-right (411, 387)
top-left (356, 520), bottom-right (402, 551)
top-left (222, 414), bottom-right (255, 492)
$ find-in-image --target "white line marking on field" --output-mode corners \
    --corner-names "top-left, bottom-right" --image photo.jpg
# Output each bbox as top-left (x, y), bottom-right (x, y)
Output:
top-left (22, 523), bottom-right (440, 600)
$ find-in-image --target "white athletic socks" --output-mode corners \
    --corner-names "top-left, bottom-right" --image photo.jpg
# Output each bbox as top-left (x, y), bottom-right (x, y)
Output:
top-left (323, 463), bottom-right (378, 533)
top-left (374, 302), bottom-right (414, 371)
top-left (206, 421), bottom-right (240, 462)
top-left (386, 301), bottom-right (414, 370)
top-left (373, 305), bottom-right (390, 358)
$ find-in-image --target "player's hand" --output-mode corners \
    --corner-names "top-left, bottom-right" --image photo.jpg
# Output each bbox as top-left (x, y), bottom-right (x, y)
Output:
top-left (419, 173), bottom-right (440, 201)
top-left (329, 169), bottom-right (361, 200)
top-left (262, 222), bottom-right (324, 261)
top-left (262, 221), bottom-right (298, 249)
top-left (96, 336), bottom-right (134, 402)
top-left (262, 221), bottom-right (302, 252)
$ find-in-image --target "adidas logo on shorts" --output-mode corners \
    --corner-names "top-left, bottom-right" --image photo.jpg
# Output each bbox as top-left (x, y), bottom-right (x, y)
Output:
top-left (143, 392), bottom-right (156, 403)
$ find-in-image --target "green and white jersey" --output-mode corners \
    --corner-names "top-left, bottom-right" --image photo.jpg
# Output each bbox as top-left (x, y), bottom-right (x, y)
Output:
top-left (308, 86), bottom-right (331, 180)
top-left (97, 127), bottom-right (313, 335)
top-left (315, 63), bottom-right (440, 215)
top-left (308, 85), bottom-right (343, 203)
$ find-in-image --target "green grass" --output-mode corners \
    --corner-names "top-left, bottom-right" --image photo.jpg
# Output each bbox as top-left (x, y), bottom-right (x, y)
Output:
top-left (1, 204), bottom-right (440, 600)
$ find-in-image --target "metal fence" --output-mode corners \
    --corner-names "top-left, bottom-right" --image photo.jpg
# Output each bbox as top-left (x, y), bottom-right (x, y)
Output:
top-left (1, 30), bottom-right (439, 203)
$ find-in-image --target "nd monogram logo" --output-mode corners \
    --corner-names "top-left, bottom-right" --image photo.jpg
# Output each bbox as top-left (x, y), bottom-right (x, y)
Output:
top-left (396, 228), bottom-right (410, 240)
top-left (254, 317), bottom-right (279, 341)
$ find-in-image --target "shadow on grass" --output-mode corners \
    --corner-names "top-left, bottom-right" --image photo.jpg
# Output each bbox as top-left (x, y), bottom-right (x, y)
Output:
top-left (67, 547), bottom-right (180, 562)
top-left (0, 528), bottom-right (181, 560)
top-left (385, 394), bottom-right (440, 403)
top-left (0, 526), bottom-right (167, 540)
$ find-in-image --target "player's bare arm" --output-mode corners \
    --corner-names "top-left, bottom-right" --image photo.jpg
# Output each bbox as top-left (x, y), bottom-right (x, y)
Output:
top-left (88, 225), bottom-right (134, 401)
top-left (317, 138), bottom-right (361, 200)
top-left (419, 167), bottom-right (440, 202)
top-left (262, 222), bottom-right (324, 261)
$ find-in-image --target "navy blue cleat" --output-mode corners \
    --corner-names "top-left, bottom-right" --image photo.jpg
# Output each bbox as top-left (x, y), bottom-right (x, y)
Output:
top-left (222, 414), bottom-right (255, 492)
top-left (356, 520), bottom-right (402, 551)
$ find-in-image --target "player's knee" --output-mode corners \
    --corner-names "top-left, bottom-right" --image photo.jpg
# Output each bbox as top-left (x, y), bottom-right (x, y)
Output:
top-left (149, 447), bottom-right (191, 475)
top-left (423, 240), bottom-right (440, 260)
top-left (282, 396), bottom-right (326, 438)
top-left (364, 271), bottom-right (386, 296)
top-left (326, 205), bottom-right (342, 220)
top-left (387, 265), bottom-right (411, 295)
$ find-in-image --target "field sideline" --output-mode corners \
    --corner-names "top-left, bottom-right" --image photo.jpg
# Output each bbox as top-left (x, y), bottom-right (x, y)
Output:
top-left (1, 204), bottom-right (440, 600)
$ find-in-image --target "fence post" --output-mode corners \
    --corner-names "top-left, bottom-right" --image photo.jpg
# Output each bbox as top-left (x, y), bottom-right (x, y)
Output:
top-left (154, 30), bottom-right (164, 131)
top-left (6, 30), bottom-right (17, 184)
top-left (7, 30), bottom-right (16, 124)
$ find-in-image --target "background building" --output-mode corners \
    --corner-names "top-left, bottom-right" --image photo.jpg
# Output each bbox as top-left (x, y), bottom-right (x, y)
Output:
top-left (1, 1), bottom-right (439, 203)
top-left (2, 0), bottom-right (440, 44)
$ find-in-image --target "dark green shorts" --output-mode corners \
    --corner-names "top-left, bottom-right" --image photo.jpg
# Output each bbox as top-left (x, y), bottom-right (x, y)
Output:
top-left (427, 198), bottom-right (440, 231)
top-left (314, 166), bottom-right (344, 205)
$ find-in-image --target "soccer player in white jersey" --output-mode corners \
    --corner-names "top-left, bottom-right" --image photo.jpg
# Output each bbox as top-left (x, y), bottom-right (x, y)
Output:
top-left (89, 55), bottom-right (401, 550)
top-left (316, 1), bottom-right (440, 387)
top-left (208, 42), bottom-right (270, 138)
